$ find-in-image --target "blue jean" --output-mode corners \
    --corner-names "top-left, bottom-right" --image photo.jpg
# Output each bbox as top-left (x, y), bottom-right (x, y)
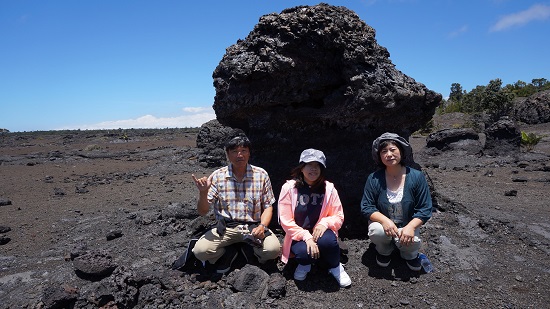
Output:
top-left (291, 230), bottom-right (340, 269)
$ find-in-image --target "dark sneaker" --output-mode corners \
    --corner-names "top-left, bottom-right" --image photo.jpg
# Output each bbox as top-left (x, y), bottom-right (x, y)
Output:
top-left (216, 245), bottom-right (238, 274)
top-left (406, 257), bottom-right (422, 271)
top-left (376, 253), bottom-right (391, 267)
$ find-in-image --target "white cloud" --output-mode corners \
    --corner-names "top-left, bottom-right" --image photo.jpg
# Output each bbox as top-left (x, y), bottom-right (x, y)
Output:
top-left (490, 4), bottom-right (550, 32)
top-left (182, 106), bottom-right (211, 113)
top-left (57, 106), bottom-right (216, 130)
top-left (448, 25), bottom-right (469, 38)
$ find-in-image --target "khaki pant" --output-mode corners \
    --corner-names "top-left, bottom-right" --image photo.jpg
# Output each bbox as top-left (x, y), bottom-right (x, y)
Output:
top-left (192, 225), bottom-right (280, 264)
top-left (368, 221), bottom-right (421, 260)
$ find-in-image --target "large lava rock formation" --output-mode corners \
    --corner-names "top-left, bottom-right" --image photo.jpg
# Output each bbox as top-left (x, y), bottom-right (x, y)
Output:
top-left (514, 90), bottom-right (550, 124)
top-left (209, 4), bottom-right (441, 236)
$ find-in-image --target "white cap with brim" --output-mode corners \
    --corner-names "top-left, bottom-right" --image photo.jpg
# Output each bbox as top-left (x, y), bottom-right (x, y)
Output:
top-left (299, 148), bottom-right (326, 168)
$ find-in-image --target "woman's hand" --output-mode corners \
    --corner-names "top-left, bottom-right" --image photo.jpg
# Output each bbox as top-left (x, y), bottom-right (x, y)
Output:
top-left (306, 238), bottom-right (319, 259)
top-left (382, 219), bottom-right (399, 238)
top-left (312, 224), bottom-right (327, 242)
top-left (398, 225), bottom-right (416, 246)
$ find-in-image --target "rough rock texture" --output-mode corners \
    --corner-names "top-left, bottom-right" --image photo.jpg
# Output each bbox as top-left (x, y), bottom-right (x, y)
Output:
top-left (211, 4), bottom-right (441, 235)
top-left (196, 119), bottom-right (246, 167)
top-left (226, 264), bottom-right (270, 297)
top-left (73, 251), bottom-right (118, 281)
top-left (425, 128), bottom-right (482, 154)
top-left (1, 118), bottom-right (550, 308)
top-left (514, 90), bottom-right (550, 124)
top-left (484, 117), bottom-right (521, 156)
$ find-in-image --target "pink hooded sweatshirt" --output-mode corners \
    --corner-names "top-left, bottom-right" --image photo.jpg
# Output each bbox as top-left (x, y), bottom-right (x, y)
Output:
top-left (278, 179), bottom-right (344, 264)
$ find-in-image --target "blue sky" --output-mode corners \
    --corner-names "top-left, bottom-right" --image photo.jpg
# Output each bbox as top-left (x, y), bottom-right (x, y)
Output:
top-left (1, 0), bottom-right (549, 132)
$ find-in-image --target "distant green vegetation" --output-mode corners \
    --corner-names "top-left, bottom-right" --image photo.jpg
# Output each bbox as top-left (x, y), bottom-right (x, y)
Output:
top-left (437, 77), bottom-right (550, 122)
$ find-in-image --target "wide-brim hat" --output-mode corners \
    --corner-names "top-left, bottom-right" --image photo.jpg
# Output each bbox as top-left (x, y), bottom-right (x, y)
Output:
top-left (372, 132), bottom-right (412, 166)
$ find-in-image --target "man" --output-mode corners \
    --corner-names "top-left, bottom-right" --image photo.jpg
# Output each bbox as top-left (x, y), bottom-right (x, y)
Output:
top-left (191, 135), bottom-right (280, 274)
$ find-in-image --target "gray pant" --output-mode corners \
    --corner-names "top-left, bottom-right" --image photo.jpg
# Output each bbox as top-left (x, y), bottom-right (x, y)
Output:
top-left (192, 225), bottom-right (280, 264)
top-left (368, 221), bottom-right (421, 260)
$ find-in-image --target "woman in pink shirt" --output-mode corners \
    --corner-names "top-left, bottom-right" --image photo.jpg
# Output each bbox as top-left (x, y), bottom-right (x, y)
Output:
top-left (278, 149), bottom-right (351, 288)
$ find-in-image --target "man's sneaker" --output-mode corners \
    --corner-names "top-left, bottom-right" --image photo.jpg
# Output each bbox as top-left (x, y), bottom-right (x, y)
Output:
top-left (406, 256), bottom-right (422, 271)
top-left (216, 245), bottom-right (238, 274)
top-left (376, 253), bottom-right (391, 267)
top-left (328, 263), bottom-right (352, 288)
top-left (293, 264), bottom-right (311, 281)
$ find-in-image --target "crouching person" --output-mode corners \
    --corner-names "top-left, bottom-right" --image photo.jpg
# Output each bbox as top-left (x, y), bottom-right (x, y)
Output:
top-left (361, 133), bottom-right (432, 271)
top-left (278, 149), bottom-right (351, 288)
top-left (190, 136), bottom-right (280, 275)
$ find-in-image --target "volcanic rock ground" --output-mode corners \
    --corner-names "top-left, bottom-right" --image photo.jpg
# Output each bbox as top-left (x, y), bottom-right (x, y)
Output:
top-left (1, 114), bottom-right (549, 308)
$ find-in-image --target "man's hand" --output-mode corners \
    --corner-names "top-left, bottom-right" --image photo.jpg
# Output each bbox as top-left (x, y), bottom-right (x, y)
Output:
top-left (251, 224), bottom-right (266, 240)
top-left (191, 174), bottom-right (212, 192)
top-left (191, 173), bottom-right (213, 216)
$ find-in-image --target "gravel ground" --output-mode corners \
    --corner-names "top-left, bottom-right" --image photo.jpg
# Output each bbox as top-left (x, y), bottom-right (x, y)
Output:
top-left (1, 116), bottom-right (549, 308)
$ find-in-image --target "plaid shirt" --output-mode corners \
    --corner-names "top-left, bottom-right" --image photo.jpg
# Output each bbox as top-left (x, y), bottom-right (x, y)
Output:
top-left (208, 164), bottom-right (275, 222)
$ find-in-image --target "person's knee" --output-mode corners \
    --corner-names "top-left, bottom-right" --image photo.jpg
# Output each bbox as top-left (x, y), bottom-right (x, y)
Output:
top-left (192, 235), bottom-right (218, 262)
top-left (317, 231), bottom-right (338, 249)
top-left (264, 238), bottom-right (281, 258)
top-left (368, 222), bottom-right (387, 241)
top-left (192, 244), bottom-right (209, 261)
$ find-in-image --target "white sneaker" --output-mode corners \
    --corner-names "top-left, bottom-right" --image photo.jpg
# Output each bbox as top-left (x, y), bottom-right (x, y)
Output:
top-left (328, 263), bottom-right (352, 287)
top-left (294, 264), bottom-right (311, 281)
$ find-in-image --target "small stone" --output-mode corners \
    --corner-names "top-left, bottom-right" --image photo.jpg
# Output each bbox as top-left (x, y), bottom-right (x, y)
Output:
top-left (504, 190), bottom-right (517, 196)
top-left (106, 230), bottom-right (123, 240)
top-left (53, 188), bottom-right (66, 196)
top-left (0, 235), bottom-right (11, 245)
top-left (0, 198), bottom-right (12, 206)
top-left (512, 177), bottom-right (528, 183)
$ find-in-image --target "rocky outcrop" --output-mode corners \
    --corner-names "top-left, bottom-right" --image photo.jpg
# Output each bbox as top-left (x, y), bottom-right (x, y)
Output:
top-left (210, 4), bottom-right (441, 235)
top-left (426, 128), bottom-right (482, 154)
top-left (73, 251), bottom-right (118, 281)
top-left (514, 90), bottom-right (550, 124)
top-left (196, 119), bottom-right (246, 167)
top-left (484, 117), bottom-right (521, 156)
